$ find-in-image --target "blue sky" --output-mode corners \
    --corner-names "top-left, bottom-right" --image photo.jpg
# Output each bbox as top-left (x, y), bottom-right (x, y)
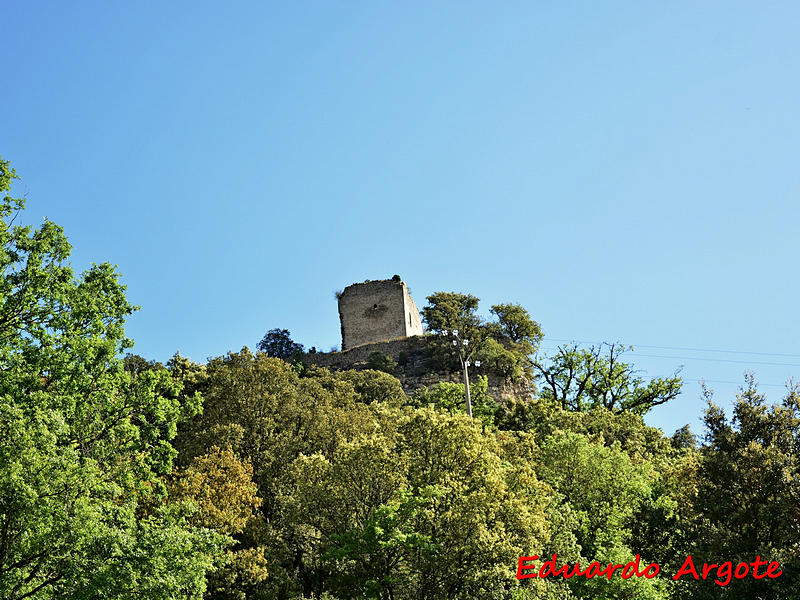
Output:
top-left (4, 1), bottom-right (799, 436)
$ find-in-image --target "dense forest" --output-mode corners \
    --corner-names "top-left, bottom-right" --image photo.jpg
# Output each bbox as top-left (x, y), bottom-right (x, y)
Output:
top-left (2, 156), bottom-right (798, 600)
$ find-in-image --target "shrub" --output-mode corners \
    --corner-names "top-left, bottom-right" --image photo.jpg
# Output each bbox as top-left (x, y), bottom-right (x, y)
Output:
top-left (367, 351), bottom-right (397, 374)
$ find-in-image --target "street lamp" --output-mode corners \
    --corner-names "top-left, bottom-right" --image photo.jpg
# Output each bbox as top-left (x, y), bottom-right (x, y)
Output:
top-left (439, 329), bottom-right (481, 418)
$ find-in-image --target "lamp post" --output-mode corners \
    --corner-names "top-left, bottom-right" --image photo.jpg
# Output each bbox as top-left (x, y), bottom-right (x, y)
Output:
top-left (440, 329), bottom-right (481, 418)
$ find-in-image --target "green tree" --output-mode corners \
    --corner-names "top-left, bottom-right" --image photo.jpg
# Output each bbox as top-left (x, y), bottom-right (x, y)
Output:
top-left (123, 352), bottom-right (163, 375)
top-left (537, 432), bottom-right (667, 600)
top-left (670, 424), bottom-right (697, 449)
top-left (174, 350), bottom-right (566, 600)
top-left (412, 375), bottom-right (496, 426)
top-left (488, 303), bottom-right (543, 355)
top-left (336, 368), bottom-right (407, 405)
top-left (422, 292), bottom-right (483, 338)
top-left (257, 328), bottom-right (304, 360)
top-left (172, 351), bottom-right (382, 599)
top-left (496, 395), bottom-right (675, 463)
top-left (170, 447), bottom-right (269, 600)
top-left (482, 304), bottom-right (543, 383)
top-left (422, 291), bottom-right (485, 374)
top-left (533, 342), bottom-right (682, 415)
top-left (675, 376), bottom-right (800, 600)
top-left (0, 157), bottom-right (225, 599)
top-left (398, 409), bottom-right (553, 599)
top-left (422, 293), bottom-right (541, 386)
top-left (495, 393), bottom-right (693, 600)
top-left (288, 408), bottom-right (554, 600)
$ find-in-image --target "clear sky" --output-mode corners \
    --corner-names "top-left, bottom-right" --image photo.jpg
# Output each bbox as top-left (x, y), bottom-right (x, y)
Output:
top-left (4, 1), bottom-right (799, 436)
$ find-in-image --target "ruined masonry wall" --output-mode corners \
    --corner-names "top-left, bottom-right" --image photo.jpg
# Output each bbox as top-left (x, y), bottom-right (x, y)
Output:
top-left (338, 280), bottom-right (423, 350)
top-left (403, 285), bottom-right (424, 338)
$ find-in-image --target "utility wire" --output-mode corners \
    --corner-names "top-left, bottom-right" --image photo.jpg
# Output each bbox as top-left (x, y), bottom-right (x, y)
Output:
top-left (633, 353), bottom-right (800, 368)
top-left (672, 378), bottom-right (789, 389)
top-left (538, 346), bottom-right (800, 368)
top-left (536, 342), bottom-right (799, 388)
top-left (545, 338), bottom-right (800, 359)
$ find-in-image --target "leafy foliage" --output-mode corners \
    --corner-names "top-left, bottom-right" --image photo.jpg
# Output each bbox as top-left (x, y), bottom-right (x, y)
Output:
top-left (5, 156), bottom-right (799, 600)
top-left (413, 375), bottom-right (497, 426)
top-left (289, 407), bottom-right (554, 599)
top-left (0, 157), bottom-right (225, 600)
top-left (673, 376), bottom-right (800, 599)
top-left (173, 351), bottom-right (559, 599)
top-left (533, 342), bottom-right (682, 415)
top-left (336, 368), bottom-right (407, 405)
top-left (422, 292), bottom-right (542, 383)
top-left (257, 328), bottom-right (304, 360)
top-left (422, 292), bottom-right (484, 340)
top-left (170, 447), bottom-right (268, 600)
top-left (537, 431), bottom-right (666, 600)
top-left (366, 351), bottom-right (397, 374)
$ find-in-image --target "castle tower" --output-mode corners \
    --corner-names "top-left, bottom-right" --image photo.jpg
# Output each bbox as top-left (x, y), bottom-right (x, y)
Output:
top-left (337, 278), bottom-right (424, 350)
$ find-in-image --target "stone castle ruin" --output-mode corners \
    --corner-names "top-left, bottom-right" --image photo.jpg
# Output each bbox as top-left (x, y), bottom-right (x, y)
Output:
top-left (306, 276), bottom-right (529, 401)
top-left (337, 278), bottom-right (424, 350)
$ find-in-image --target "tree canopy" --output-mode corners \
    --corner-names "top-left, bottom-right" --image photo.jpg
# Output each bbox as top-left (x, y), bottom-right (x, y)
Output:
top-left (257, 328), bottom-right (304, 360)
top-left (0, 157), bottom-right (226, 599)
top-left (533, 342), bottom-right (682, 415)
top-left (421, 292), bottom-right (543, 383)
top-left (2, 155), bottom-right (796, 600)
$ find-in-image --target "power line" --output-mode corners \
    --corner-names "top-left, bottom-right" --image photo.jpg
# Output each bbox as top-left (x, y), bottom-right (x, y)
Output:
top-left (634, 352), bottom-right (800, 368)
top-left (545, 338), bottom-right (800, 359)
top-left (533, 339), bottom-right (800, 391)
top-left (540, 343), bottom-right (800, 368)
top-left (675, 378), bottom-right (789, 389)
top-left (537, 351), bottom-right (795, 387)
top-left (539, 346), bottom-right (800, 368)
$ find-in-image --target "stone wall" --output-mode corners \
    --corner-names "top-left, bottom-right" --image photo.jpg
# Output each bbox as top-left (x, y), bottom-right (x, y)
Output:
top-left (337, 279), bottom-right (424, 350)
top-left (305, 335), bottom-right (531, 401)
top-left (402, 284), bottom-right (424, 338)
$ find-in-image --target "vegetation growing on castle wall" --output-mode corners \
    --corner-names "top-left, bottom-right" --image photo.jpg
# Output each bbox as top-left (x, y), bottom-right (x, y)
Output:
top-left (366, 351), bottom-right (398, 374)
